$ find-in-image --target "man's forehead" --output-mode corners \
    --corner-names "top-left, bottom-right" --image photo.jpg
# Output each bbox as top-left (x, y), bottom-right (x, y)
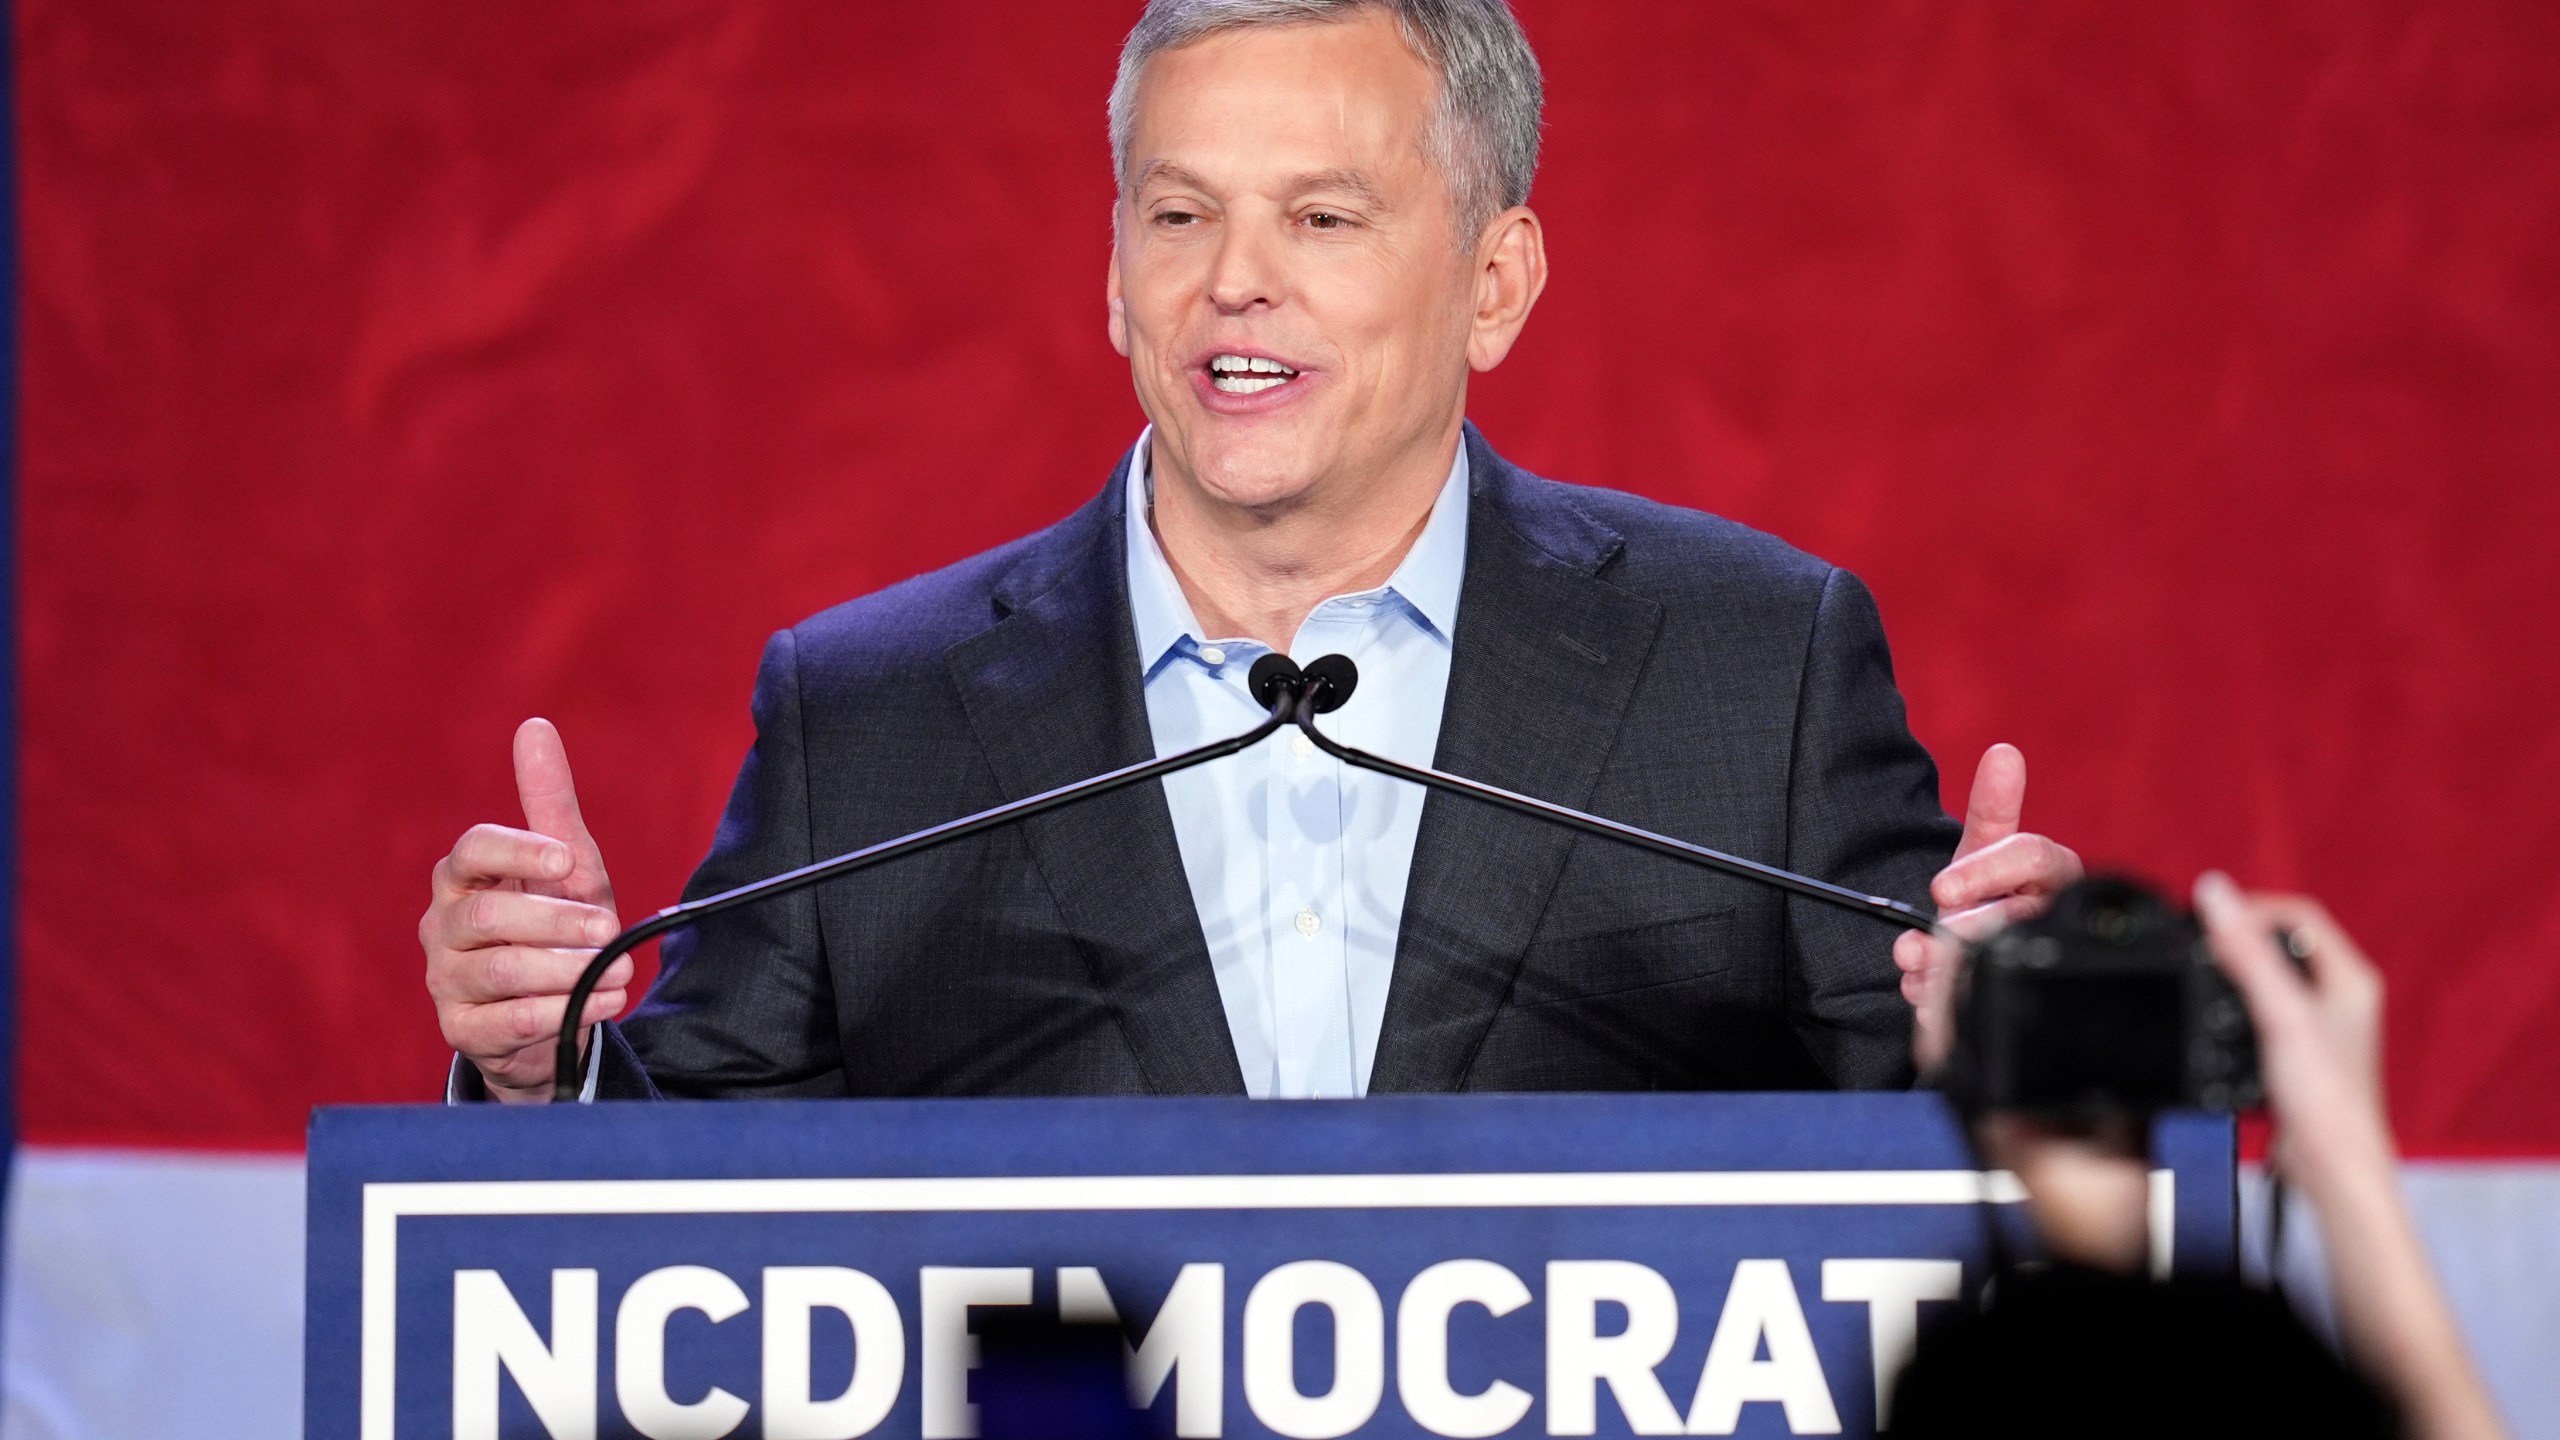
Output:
top-left (1131, 159), bottom-right (1393, 209)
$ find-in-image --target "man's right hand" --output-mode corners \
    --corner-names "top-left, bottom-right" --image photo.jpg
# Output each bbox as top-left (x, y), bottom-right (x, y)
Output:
top-left (421, 718), bottom-right (629, 1103)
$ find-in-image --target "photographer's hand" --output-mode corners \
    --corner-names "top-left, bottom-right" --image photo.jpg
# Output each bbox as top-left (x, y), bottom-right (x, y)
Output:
top-left (2193, 874), bottom-right (2389, 1190)
top-left (2196, 872), bottom-right (2505, 1440)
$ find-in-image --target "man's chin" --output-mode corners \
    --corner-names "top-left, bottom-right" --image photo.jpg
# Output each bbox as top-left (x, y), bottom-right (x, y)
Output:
top-left (1165, 430), bottom-right (1330, 514)
top-left (1195, 466), bottom-right (1322, 515)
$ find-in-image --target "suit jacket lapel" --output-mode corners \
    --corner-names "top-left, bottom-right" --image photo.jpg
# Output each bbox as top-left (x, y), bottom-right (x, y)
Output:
top-left (942, 454), bottom-right (1247, 1096)
top-left (1369, 428), bottom-right (1665, 1092)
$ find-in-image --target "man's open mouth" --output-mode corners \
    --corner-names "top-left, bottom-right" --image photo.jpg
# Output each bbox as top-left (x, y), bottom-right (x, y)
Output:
top-left (1207, 354), bottom-right (1302, 395)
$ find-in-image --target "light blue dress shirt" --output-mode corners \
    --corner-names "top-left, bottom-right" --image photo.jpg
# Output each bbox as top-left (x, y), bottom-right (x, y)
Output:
top-left (1124, 430), bottom-right (1468, 1099)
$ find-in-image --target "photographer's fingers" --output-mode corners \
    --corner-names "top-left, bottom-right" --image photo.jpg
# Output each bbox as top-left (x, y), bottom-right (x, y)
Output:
top-left (2248, 893), bottom-right (2380, 993)
top-left (2195, 871), bottom-right (2316, 1030)
top-left (2243, 891), bottom-right (2385, 1107)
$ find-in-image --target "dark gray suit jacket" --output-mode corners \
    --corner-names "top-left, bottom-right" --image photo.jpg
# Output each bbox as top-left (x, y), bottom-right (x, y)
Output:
top-left (585, 426), bottom-right (1959, 1099)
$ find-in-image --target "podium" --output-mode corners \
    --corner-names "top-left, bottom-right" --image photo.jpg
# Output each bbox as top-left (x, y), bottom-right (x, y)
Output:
top-left (306, 1093), bottom-right (2235, 1439)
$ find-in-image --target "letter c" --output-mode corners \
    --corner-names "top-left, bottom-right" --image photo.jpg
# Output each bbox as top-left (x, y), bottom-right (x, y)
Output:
top-left (615, 1265), bottom-right (751, 1440)
top-left (1397, 1260), bottom-right (1533, 1437)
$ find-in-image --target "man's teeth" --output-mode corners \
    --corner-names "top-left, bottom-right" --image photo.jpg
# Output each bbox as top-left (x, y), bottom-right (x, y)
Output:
top-left (1208, 354), bottom-right (1299, 395)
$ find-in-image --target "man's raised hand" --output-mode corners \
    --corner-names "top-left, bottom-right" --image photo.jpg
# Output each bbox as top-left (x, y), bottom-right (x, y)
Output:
top-left (420, 719), bottom-right (628, 1103)
top-left (1896, 742), bottom-right (2084, 1070)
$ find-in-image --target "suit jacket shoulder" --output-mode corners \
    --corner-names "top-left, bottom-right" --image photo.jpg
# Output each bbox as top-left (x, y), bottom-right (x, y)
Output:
top-left (1490, 465), bottom-right (1839, 629)
top-left (785, 465), bottom-right (1125, 689)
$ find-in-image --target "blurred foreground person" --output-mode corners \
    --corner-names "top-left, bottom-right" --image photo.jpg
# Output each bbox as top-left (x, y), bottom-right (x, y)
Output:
top-left (1894, 874), bottom-right (2505, 1440)
top-left (973, 1313), bottom-right (1152, 1440)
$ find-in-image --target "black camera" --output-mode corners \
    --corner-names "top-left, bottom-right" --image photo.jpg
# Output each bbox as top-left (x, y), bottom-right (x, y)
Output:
top-left (1940, 875), bottom-right (2268, 1115)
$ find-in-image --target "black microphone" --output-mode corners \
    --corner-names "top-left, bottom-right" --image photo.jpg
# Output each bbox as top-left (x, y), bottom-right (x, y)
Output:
top-left (1282, 653), bottom-right (1944, 939)
top-left (550, 654), bottom-right (1317, 1100)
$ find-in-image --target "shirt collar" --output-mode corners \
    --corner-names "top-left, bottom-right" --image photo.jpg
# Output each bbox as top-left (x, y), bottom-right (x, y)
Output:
top-left (1123, 427), bottom-right (1470, 673)
top-left (1124, 429), bottom-right (1212, 676)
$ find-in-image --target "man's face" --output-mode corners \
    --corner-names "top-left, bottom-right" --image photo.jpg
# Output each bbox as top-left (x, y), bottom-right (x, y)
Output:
top-left (1110, 13), bottom-right (1478, 514)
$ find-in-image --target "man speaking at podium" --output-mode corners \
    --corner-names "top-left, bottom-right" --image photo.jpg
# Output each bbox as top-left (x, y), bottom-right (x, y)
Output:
top-left (422, 0), bottom-right (2080, 1104)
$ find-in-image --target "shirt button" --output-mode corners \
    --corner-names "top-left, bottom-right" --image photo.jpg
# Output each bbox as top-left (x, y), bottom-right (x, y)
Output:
top-left (1290, 732), bottom-right (1315, 760)
top-left (1294, 908), bottom-right (1321, 938)
top-left (1198, 645), bottom-right (1226, 666)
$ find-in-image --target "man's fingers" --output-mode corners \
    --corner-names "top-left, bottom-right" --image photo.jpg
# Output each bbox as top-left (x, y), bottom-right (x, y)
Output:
top-left (443, 985), bottom-right (631, 1058)
top-left (1932, 831), bottom-right (2083, 910)
top-left (434, 946), bottom-right (633, 1006)
top-left (1899, 890), bottom-right (2049, 1054)
top-left (1909, 932), bottom-right (1961, 1074)
top-left (474, 989), bottom-right (621, 1094)
top-left (436, 824), bottom-right (572, 895)
top-left (1952, 743), bottom-right (2027, 861)
top-left (1894, 930), bottom-right (1933, 1005)
top-left (1941, 892), bottom-right (2045, 939)
top-left (433, 889), bottom-right (621, 954)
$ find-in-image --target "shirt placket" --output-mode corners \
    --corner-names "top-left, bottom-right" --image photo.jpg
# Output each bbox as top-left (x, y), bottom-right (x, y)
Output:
top-left (1269, 604), bottom-right (1361, 1098)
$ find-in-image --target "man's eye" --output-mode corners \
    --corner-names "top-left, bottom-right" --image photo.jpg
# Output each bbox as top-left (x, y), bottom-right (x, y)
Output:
top-left (1155, 210), bottom-right (1199, 227)
top-left (1305, 211), bottom-right (1344, 230)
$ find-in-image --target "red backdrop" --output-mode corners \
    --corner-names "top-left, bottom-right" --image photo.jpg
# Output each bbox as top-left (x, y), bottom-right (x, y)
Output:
top-left (18, 0), bottom-right (2560, 1153)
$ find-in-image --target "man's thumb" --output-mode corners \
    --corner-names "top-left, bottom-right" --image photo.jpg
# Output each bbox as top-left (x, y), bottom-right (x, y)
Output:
top-left (1953, 742), bottom-right (2027, 860)
top-left (513, 717), bottom-right (592, 846)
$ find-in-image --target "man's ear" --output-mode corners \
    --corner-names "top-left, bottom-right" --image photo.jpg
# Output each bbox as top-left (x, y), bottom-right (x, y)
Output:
top-left (1465, 206), bottom-right (1549, 373)
top-left (1107, 241), bottom-right (1130, 358)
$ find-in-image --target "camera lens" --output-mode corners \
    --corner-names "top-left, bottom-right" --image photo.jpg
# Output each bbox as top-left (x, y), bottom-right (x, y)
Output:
top-left (2090, 906), bottom-right (2138, 944)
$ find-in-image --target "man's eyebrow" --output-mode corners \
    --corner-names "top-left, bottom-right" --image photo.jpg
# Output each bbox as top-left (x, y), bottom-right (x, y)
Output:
top-left (1132, 160), bottom-right (1213, 194)
top-left (1286, 168), bottom-right (1391, 210)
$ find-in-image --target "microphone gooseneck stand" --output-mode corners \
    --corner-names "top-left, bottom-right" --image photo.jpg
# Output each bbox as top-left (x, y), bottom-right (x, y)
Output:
top-left (550, 652), bottom-right (1947, 1101)
top-left (549, 655), bottom-right (1313, 1100)
top-left (1281, 653), bottom-right (1947, 943)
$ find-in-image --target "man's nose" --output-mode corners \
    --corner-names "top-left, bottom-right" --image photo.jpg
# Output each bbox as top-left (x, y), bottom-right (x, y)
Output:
top-left (1204, 216), bottom-right (1283, 314)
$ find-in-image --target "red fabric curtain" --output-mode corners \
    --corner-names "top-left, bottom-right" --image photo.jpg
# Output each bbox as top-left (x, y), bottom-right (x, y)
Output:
top-left (19, 0), bottom-right (2560, 1152)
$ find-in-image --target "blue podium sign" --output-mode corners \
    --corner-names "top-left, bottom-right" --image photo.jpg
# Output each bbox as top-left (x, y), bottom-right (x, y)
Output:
top-left (306, 1094), bottom-right (2234, 1440)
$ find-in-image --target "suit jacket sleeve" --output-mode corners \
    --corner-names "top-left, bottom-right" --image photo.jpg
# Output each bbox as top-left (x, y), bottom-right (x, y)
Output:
top-left (1781, 567), bottom-right (1961, 1088)
top-left (595, 626), bottom-right (849, 1099)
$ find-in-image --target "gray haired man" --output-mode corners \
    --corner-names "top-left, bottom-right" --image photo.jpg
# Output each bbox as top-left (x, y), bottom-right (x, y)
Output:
top-left (423, 0), bottom-right (2081, 1103)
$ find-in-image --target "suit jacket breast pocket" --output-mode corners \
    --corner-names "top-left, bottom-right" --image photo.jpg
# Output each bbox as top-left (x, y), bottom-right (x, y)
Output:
top-left (1508, 907), bottom-right (1738, 1007)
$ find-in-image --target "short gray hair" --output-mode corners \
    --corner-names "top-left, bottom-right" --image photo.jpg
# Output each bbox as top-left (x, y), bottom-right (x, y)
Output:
top-left (1107, 0), bottom-right (1544, 241)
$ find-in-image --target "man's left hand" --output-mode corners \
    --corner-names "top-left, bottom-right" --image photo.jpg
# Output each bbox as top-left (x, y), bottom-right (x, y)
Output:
top-left (1895, 742), bottom-right (2083, 1068)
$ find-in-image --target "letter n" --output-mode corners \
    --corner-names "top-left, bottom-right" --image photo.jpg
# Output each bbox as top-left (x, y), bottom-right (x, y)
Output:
top-left (453, 1268), bottom-right (598, 1440)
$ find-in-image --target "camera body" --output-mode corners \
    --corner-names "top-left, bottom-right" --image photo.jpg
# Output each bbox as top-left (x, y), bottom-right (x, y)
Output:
top-left (1942, 875), bottom-right (2262, 1115)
